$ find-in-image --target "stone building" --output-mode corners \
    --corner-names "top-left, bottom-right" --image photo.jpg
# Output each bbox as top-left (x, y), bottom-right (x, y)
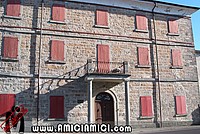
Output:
top-left (196, 50), bottom-right (200, 93)
top-left (0, 0), bottom-right (200, 132)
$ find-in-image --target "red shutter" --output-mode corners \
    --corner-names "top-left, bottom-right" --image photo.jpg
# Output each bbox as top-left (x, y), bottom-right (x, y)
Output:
top-left (0, 94), bottom-right (16, 116)
top-left (96, 10), bottom-right (108, 26)
top-left (172, 49), bottom-right (182, 67)
top-left (136, 15), bottom-right (147, 30)
top-left (6, 0), bottom-right (21, 17)
top-left (140, 96), bottom-right (153, 117)
top-left (97, 44), bottom-right (110, 73)
top-left (50, 96), bottom-right (64, 118)
top-left (175, 96), bottom-right (186, 115)
top-left (3, 37), bottom-right (18, 59)
top-left (50, 40), bottom-right (64, 61)
top-left (169, 19), bottom-right (178, 34)
top-left (138, 47), bottom-right (149, 66)
top-left (52, 4), bottom-right (65, 22)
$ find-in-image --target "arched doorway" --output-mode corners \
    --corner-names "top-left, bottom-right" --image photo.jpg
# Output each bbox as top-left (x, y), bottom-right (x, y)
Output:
top-left (95, 92), bottom-right (114, 125)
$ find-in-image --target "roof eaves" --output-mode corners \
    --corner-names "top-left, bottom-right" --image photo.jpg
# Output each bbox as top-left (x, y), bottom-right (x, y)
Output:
top-left (141, 0), bottom-right (200, 10)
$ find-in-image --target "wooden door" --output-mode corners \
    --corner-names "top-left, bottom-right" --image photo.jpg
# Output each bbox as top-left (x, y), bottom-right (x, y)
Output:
top-left (95, 100), bottom-right (102, 124)
top-left (95, 92), bottom-right (114, 125)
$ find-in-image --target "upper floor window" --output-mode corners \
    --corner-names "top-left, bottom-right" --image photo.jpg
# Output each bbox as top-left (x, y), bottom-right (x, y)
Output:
top-left (137, 47), bottom-right (150, 67)
top-left (50, 40), bottom-right (65, 62)
top-left (3, 36), bottom-right (19, 60)
top-left (168, 19), bottom-right (179, 35)
top-left (97, 44), bottom-right (110, 73)
top-left (171, 49), bottom-right (182, 68)
top-left (95, 9), bottom-right (108, 27)
top-left (135, 15), bottom-right (148, 32)
top-left (52, 4), bottom-right (65, 22)
top-left (6, 0), bottom-right (21, 17)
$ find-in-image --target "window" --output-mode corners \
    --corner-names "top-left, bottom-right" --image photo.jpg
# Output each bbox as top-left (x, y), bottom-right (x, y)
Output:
top-left (137, 47), bottom-right (150, 67)
top-left (50, 40), bottom-right (65, 62)
top-left (0, 94), bottom-right (15, 116)
top-left (52, 4), bottom-right (65, 22)
top-left (6, 0), bottom-right (21, 17)
top-left (135, 15), bottom-right (148, 31)
top-left (175, 96), bottom-right (187, 115)
top-left (171, 49), bottom-right (182, 68)
top-left (97, 44), bottom-right (110, 73)
top-left (95, 10), bottom-right (108, 26)
top-left (3, 36), bottom-right (18, 59)
top-left (49, 96), bottom-right (64, 118)
top-left (140, 96), bottom-right (153, 117)
top-left (168, 19), bottom-right (178, 34)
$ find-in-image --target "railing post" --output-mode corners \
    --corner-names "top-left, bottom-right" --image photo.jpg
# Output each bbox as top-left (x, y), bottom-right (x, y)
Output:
top-left (123, 61), bottom-right (128, 74)
top-left (87, 59), bottom-right (93, 73)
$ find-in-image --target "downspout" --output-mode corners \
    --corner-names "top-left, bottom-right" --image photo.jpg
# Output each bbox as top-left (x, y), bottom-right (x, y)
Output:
top-left (37, 0), bottom-right (44, 125)
top-left (152, 2), bottom-right (163, 128)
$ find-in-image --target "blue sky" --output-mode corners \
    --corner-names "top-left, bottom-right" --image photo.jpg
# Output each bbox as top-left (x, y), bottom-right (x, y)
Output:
top-left (155, 0), bottom-right (200, 50)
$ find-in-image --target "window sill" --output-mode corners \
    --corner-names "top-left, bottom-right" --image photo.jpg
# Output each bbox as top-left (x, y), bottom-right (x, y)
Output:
top-left (170, 66), bottom-right (183, 69)
top-left (134, 29), bottom-right (149, 33)
top-left (174, 114), bottom-right (187, 117)
top-left (1, 57), bottom-right (19, 62)
top-left (136, 65), bottom-right (151, 68)
top-left (167, 33), bottom-right (179, 36)
top-left (49, 20), bottom-right (66, 24)
top-left (139, 116), bottom-right (154, 119)
top-left (94, 25), bottom-right (109, 29)
top-left (46, 60), bottom-right (66, 64)
top-left (3, 15), bottom-right (21, 20)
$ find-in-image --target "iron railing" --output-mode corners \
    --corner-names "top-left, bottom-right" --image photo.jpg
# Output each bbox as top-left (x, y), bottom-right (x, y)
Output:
top-left (86, 59), bottom-right (128, 74)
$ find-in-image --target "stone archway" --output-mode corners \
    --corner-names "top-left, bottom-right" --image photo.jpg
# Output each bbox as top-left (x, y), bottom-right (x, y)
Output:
top-left (95, 92), bottom-right (114, 125)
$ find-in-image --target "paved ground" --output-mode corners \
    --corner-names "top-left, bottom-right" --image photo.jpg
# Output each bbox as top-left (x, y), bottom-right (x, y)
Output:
top-left (1, 125), bottom-right (200, 133)
top-left (134, 125), bottom-right (200, 134)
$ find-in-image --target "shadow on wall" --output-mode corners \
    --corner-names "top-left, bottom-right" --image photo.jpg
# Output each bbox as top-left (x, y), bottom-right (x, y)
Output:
top-left (191, 105), bottom-right (200, 125)
top-left (15, 63), bottom-right (87, 121)
top-left (15, 74), bottom-right (121, 130)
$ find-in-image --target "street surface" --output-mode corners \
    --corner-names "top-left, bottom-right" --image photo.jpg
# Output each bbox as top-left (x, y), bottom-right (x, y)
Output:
top-left (136, 126), bottom-right (200, 134)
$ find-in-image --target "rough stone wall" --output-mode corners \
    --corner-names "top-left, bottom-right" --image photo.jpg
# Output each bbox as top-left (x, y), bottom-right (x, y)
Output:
top-left (196, 51), bottom-right (200, 90)
top-left (0, 0), bottom-right (199, 131)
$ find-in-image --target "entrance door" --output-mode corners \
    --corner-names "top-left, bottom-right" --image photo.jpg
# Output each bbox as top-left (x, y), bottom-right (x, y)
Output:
top-left (95, 92), bottom-right (114, 125)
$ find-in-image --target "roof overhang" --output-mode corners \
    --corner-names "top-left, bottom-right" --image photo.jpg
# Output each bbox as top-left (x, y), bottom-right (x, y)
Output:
top-left (66, 0), bottom-right (199, 16)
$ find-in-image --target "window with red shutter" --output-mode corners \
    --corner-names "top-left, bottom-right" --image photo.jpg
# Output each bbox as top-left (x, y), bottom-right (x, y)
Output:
top-left (49, 96), bottom-right (64, 118)
top-left (0, 94), bottom-right (16, 116)
top-left (96, 10), bottom-right (108, 26)
top-left (136, 15), bottom-right (148, 31)
top-left (52, 4), bottom-right (65, 22)
top-left (171, 49), bottom-right (182, 68)
top-left (168, 19), bottom-right (178, 34)
top-left (50, 40), bottom-right (65, 61)
top-left (3, 36), bottom-right (18, 59)
top-left (97, 44), bottom-right (110, 73)
top-left (140, 96), bottom-right (153, 117)
top-left (175, 96), bottom-right (187, 115)
top-left (6, 0), bottom-right (21, 17)
top-left (137, 47), bottom-right (150, 66)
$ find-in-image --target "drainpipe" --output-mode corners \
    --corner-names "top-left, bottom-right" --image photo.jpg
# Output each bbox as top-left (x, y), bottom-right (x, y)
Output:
top-left (152, 2), bottom-right (163, 128)
top-left (37, 0), bottom-right (44, 125)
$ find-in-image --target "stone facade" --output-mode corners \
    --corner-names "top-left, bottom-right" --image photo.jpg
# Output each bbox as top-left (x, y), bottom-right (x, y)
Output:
top-left (0, 0), bottom-right (200, 132)
top-left (196, 50), bottom-right (200, 98)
